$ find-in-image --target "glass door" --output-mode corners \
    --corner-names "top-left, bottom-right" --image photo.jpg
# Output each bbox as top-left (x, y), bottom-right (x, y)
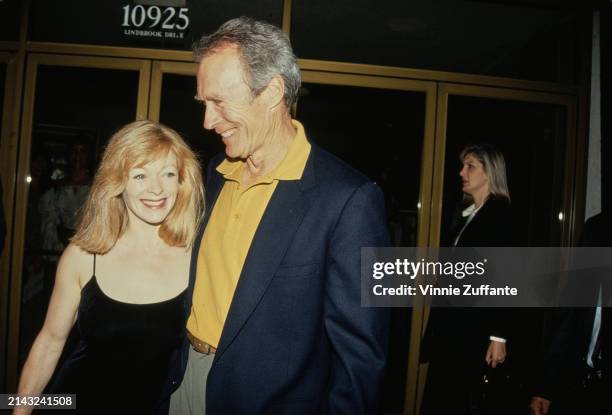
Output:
top-left (413, 82), bottom-right (578, 415)
top-left (7, 54), bottom-right (150, 389)
top-left (431, 83), bottom-right (577, 248)
top-left (149, 61), bottom-right (223, 167)
top-left (296, 73), bottom-right (436, 415)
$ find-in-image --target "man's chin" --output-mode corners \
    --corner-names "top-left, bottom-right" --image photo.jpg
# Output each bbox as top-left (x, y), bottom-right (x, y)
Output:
top-left (224, 147), bottom-right (245, 160)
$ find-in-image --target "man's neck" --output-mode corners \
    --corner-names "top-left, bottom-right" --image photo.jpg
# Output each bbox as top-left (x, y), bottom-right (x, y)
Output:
top-left (242, 115), bottom-right (296, 185)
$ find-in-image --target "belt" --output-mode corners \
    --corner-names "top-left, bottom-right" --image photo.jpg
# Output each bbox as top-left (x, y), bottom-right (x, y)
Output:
top-left (187, 330), bottom-right (217, 355)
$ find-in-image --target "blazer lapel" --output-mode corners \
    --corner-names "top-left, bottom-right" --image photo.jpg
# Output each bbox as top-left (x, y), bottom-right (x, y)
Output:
top-left (215, 153), bottom-right (317, 358)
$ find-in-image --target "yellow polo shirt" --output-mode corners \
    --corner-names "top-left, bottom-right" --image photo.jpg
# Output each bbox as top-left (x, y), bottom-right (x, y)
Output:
top-left (187, 121), bottom-right (311, 348)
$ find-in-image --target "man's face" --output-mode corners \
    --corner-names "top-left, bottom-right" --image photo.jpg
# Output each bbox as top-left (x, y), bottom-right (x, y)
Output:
top-left (196, 46), bottom-right (269, 159)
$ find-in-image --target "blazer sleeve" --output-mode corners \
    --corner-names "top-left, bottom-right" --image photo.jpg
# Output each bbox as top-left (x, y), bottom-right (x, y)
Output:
top-left (323, 181), bottom-right (391, 415)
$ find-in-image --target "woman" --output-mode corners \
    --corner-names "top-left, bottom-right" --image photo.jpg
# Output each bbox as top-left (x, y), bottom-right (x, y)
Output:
top-left (421, 143), bottom-right (513, 414)
top-left (15, 120), bottom-right (203, 414)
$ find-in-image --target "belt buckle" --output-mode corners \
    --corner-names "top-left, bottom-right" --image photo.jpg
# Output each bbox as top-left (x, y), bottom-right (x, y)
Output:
top-left (197, 342), bottom-right (213, 355)
top-left (188, 332), bottom-right (215, 355)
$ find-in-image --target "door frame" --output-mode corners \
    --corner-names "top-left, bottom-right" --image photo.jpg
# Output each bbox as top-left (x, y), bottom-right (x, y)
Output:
top-left (148, 60), bottom-right (197, 121)
top-left (0, 50), bottom-right (19, 392)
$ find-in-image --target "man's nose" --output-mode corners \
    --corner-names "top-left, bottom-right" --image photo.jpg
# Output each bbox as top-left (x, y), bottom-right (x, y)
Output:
top-left (203, 105), bottom-right (219, 130)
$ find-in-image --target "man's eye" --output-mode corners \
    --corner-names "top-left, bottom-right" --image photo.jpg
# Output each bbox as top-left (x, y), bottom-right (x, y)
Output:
top-left (133, 174), bottom-right (145, 180)
top-left (165, 171), bottom-right (177, 178)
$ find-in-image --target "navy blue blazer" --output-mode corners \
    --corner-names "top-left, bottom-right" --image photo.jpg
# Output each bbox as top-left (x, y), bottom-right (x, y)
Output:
top-left (162, 143), bottom-right (390, 414)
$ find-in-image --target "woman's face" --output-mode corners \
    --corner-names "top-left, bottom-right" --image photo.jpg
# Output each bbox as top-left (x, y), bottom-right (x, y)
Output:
top-left (459, 153), bottom-right (489, 198)
top-left (122, 152), bottom-right (179, 226)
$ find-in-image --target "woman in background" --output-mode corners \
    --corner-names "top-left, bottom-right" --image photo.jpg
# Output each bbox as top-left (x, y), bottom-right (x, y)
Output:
top-left (421, 143), bottom-right (513, 414)
top-left (15, 120), bottom-right (203, 414)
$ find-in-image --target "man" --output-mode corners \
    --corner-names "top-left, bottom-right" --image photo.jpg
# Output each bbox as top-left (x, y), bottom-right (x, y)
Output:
top-left (530, 213), bottom-right (612, 415)
top-left (166, 17), bottom-right (390, 415)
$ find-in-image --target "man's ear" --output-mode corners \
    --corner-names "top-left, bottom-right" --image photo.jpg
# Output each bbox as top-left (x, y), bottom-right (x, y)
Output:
top-left (261, 75), bottom-right (285, 110)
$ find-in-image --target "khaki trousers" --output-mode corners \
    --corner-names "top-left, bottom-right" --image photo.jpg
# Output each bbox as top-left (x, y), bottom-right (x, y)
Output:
top-left (169, 346), bottom-right (214, 415)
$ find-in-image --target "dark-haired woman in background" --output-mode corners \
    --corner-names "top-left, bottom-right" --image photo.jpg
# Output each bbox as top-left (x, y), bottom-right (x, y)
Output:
top-left (421, 144), bottom-right (514, 414)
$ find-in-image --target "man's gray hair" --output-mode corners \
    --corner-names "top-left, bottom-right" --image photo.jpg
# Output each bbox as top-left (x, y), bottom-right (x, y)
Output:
top-left (193, 17), bottom-right (301, 111)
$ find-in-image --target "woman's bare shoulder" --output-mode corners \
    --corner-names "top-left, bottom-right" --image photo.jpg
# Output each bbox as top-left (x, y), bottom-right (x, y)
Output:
top-left (58, 243), bottom-right (95, 287)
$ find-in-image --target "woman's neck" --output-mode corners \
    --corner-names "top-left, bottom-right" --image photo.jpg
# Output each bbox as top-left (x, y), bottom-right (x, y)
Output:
top-left (472, 191), bottom-right (490, 209)
top-left (120, 214), bottom-right (167, 253)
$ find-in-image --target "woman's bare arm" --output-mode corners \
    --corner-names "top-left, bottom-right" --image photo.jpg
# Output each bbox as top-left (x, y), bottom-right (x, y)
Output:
top-left (14, 244), bottom-right (87, 414)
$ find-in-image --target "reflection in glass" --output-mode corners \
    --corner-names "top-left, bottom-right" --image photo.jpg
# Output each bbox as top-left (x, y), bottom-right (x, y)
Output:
top-left (19, 65), bottom-right (139, 367)
top-left (296, 83), bottom-right (425, 412)
top-left (158, 73), bottom-right (224, 169)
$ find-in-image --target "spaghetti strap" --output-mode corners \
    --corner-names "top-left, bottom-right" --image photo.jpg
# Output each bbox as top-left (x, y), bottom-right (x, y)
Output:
top-left (93, 253), bottom-right (97, 277)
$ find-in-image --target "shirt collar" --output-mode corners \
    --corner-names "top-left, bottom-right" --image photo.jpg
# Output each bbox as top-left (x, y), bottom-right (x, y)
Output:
top-left (216, 120), bottom-right (311, 183)
top-left (462, 204), bottom-right (478, 217)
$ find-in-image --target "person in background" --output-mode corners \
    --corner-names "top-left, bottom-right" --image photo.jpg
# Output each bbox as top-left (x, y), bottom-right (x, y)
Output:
top-left (530, 213), bottom-right (612, 415)
top-left (15, 120), bottom-right (203, 415)
top-left (421, 143), bottom-right (514, 414)
top-left (38, 141), bottom-right (93, 302)
top-left (166, 16), bottom-right (391, 415)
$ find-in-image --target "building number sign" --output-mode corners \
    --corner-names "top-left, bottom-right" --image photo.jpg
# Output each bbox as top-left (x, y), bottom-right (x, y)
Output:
top-left (122, 4), bottom-right (189, 40)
